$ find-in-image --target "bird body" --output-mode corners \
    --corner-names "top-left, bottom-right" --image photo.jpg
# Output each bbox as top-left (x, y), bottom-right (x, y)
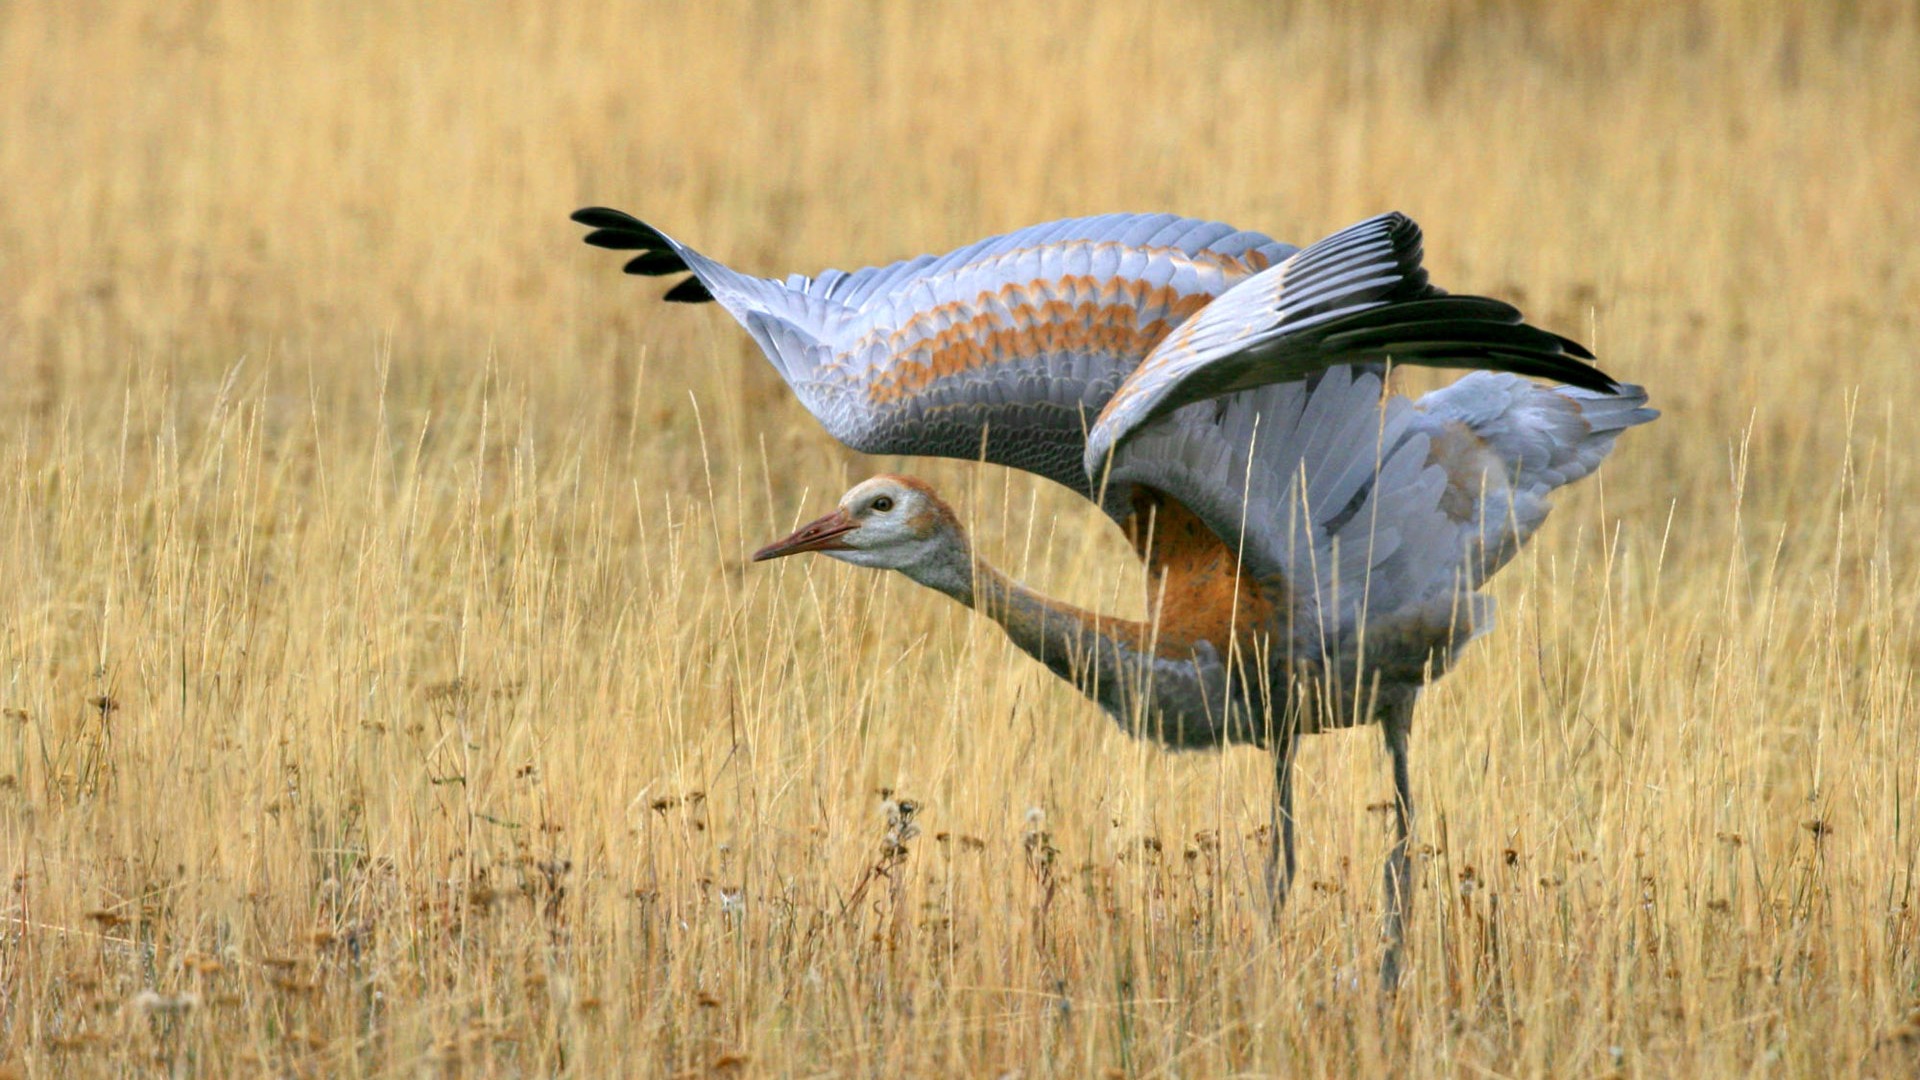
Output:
top-left (576, 205), bottom-right (1655, 987)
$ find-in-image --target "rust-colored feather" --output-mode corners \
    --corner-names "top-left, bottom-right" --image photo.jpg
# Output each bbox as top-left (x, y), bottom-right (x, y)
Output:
top-left (1126, 492), bottom-right (1277, 655)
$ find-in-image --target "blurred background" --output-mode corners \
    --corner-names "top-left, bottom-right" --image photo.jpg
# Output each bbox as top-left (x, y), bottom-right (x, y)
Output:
top-left (2, 2), bottom-right (1917, 1075)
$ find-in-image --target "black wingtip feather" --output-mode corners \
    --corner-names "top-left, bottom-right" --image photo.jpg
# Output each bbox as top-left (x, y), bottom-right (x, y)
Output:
top-left (572, 207), bottom-right (674, 252)
top-left (1361, 341), bottom-right (1617, 393)
top-left (573, 205), bottom-right (715, 303)
top-left (571, 206), bottom-right (644, 230)
top-left (1382, 212), bottom-right (1422, 255)
top-left (1315, 292), bottom-right (1617, 393)
top-left (1552, 332), bottom-right (1596, 361)
top-left (583, 227), bottom-right (657, 251)
top-left (623, 250), bottom-right (688, 276)
top-left (662, 278), bottom-right (714, 303)
top-left (1511, 356), bottom-right (1618, 394)
top-left (1323, 314), bottom-right (1564, 350)
top-left (1427, 346), bottom-right (1618, 394)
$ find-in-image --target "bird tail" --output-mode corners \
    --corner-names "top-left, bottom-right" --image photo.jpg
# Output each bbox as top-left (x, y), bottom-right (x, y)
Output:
top-left (1421, 372), bottom-right (1657, 496)
top-left (1411, 373), bottom-right (1657, 586)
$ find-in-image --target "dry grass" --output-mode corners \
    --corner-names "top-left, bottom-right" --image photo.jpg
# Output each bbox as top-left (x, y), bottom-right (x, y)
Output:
top-left (3, 1), bottom-right (1919, 1075)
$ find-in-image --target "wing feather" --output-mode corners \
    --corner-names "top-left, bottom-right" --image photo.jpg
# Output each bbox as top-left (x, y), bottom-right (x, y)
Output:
top-left (1083, 213), bottom-right (1614, 478)
top-left (575, 207), bottom-right (1624, 537)
top-left (576, 208), bottom-right (1295, 498)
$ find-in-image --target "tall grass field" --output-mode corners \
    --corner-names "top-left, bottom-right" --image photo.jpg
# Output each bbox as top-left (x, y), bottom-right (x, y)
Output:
top-left (3, 2), bottom-right (1918, 1075)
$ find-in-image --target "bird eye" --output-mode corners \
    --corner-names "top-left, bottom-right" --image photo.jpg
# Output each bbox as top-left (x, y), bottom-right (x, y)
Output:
top-left (870, 496), bottom-right (894, 513)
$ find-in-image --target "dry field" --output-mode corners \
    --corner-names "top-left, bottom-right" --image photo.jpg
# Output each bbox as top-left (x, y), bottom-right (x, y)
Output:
top-left (3, 1), bottom-right (1919, 1075)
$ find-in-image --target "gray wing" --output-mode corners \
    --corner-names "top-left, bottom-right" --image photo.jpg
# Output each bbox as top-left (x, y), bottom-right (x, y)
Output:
top-left (1105, 368), bottom-right (1654, 679)
top-left (1083, 213), bottom-right (1615, 480)
top-left (1104, 370), bottom-right (1443, 643)
top-left (573, 207), bottom-right (1295, 499)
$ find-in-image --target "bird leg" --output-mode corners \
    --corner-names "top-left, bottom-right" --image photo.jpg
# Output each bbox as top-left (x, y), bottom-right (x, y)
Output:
top-left (1379, 692), bottom-right (1416, 991)
top-left (1265, 735), bottom-right (1298, 922)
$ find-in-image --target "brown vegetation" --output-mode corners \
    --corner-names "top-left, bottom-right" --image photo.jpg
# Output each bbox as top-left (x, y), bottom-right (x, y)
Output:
top-left (2, 1), bottom-right (1917, 1074)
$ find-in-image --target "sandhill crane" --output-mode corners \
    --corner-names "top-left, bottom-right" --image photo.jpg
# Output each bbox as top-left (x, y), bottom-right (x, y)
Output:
top-left (574, 207), bottom-right (1654, 986)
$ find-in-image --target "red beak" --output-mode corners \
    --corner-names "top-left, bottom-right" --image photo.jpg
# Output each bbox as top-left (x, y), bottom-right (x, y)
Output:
top-left (751, 508), bottom-right (859, 562)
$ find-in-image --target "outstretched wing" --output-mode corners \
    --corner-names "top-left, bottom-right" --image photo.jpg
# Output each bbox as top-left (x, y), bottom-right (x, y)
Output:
top-left (574, 208), bottom-right (1295, 499)
top-left (1083, 213), bottom-right (1614, 479)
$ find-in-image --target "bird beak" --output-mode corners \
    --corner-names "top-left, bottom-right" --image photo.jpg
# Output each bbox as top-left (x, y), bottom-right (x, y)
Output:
top-left (751, 508), bottom-right (859, 562)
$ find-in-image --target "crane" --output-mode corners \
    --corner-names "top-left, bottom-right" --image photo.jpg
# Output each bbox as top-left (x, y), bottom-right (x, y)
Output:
top-left (573, 206), bottom-right (1655, 986)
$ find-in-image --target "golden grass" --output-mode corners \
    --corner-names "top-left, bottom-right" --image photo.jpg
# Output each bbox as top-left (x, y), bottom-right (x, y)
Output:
top-left (3, 0), bottom-right (1919, 1075)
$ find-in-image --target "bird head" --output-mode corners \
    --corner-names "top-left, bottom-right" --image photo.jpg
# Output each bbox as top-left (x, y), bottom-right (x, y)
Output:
top-left (751, 475), bottom-right (973, 600)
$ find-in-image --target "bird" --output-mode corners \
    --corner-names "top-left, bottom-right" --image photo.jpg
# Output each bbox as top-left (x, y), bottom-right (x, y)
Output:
top-left (573, 205), bottom-right (1655, 987)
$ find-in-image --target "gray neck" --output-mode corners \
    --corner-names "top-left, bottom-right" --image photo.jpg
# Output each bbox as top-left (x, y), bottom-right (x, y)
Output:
top-left (968, 559), bottom-right (1257, 750)
top-left (897, 526), bottom-right (1178, 726)
top-left (898, 536), bottom-right (1119, 677)
top-left (900, 537), bottom-right (978, 608)
top-left (966, 561), bottom-right (1129, 692)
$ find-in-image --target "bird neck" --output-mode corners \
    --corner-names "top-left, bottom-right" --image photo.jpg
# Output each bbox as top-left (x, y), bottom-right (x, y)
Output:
top-left (895, 529), bottom-right (979, 606)
top-left (965, 559), bottom-right (1149, 683)
top-left (959, 553), bottom-right (1255, 751)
